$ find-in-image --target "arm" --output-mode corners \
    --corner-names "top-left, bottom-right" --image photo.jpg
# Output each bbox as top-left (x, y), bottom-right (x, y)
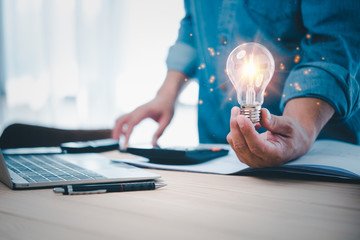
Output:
top-left (112, 1), bottom-right (197, 147)
top-left (282, 98), bottom-right (334, 146)
top-left (280, 0), bottom-right (360, 121)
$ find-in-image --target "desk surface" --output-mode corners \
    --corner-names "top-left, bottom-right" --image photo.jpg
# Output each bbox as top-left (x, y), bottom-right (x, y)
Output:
top-left (1, 154), bottom-right (360, 240)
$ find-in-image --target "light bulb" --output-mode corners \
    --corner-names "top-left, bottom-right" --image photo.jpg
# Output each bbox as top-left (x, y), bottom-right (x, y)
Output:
top-left (226, 42), bottom-right (275, 124)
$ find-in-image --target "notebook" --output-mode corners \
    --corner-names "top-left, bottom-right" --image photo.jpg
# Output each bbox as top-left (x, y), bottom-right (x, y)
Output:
top-left (0, 149), bottom-right (161, 189)
top-left (110, 140), bottom-right (360, 181)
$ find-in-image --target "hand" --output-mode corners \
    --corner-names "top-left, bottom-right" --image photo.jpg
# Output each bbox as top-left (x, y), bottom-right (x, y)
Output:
top-left (226, 98), bottom-right (334, 168)
top-left (112, 71), bottom-right (187, 147)
top-left (112, 96), bottom-right (175, 148)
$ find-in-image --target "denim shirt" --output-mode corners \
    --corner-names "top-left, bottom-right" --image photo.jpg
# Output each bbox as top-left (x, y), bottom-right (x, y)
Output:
top-left (166, 0), bottom-right (360, 144)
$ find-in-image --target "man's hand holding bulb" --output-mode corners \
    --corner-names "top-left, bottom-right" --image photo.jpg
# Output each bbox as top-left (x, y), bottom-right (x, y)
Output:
top-left (227, 98), bottom-right (334, 168)
top-left (226, 43), bottom-right (334, 168)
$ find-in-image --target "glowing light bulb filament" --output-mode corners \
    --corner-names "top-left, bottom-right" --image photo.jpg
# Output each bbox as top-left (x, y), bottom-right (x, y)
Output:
top-left (246, 85), bottom-right (256, 105)
top-left (243, 54), bottom-right (258, 105)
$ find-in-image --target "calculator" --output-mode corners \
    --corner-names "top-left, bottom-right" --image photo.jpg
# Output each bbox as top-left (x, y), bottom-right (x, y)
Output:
top-left (123, 147), bottom-right (229, 165)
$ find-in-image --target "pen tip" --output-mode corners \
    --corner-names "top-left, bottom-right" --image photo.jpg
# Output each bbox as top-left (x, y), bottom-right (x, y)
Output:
top-left (155, 183), bottom-right (166, 189)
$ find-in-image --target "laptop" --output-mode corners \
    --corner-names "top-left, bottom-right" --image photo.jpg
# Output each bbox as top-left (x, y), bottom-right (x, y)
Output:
top-left (0, 149), bottom-right (161, 189)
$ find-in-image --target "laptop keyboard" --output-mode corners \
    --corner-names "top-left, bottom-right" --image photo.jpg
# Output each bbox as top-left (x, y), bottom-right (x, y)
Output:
top-left (4, 154), bottom-right (105, 183)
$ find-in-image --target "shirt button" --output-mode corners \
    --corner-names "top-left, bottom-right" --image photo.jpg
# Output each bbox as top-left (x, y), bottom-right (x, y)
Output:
top-left (220, 36), bottom-right (227, 45)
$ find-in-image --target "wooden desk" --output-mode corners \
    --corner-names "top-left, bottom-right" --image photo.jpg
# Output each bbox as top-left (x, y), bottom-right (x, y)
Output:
top-left (1, 158), bottom-right (360, 240)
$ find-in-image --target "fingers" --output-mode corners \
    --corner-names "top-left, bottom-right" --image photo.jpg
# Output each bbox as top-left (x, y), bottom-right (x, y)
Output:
top-left (237, 114), bottom-right (274, 158)
top-left (228, 106), bottom-right (285, 168)
top-left (112, 114), bottom-right (141, 149)
top-left (111, 115), bottom-right (128, 139)
top-left (112, 105), bottom-right (173, 148)
top-left (226, 107), bottom-right (241, 148)
top-left (227, 107), bottom-right (264, 167)
top-left (122, 123), bottom-right (135, 149)
top-left (152, 115), bottom-right (171, 147)
top-left (229, 107), bottom-right (302, 168)
top-left (260, 108), bottom-right (294, 137)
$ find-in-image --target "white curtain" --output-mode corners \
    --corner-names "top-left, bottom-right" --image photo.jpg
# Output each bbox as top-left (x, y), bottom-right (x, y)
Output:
top-left (1, 0), bottom-right (186, 130)
top-left (0, 0), bottom-right (6, 96)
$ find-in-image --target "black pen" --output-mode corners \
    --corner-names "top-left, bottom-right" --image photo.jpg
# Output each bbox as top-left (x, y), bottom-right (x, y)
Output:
top-left (53, 181), bottom-right (166, 195)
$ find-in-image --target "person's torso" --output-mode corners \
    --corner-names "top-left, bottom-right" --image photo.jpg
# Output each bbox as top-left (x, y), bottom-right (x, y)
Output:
top-left (188, 0), bottom-right (359, 144)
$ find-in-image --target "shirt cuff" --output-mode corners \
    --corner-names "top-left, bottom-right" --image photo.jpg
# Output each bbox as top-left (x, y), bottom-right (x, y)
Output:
top-left (280, 62), bottom-right (357, 121)
top-left (166, 42), bottom-right (198, 77)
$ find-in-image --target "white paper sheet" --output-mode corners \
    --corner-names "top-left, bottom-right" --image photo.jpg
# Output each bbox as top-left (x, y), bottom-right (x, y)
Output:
top-left (112, 140), bottom-right (360, 179)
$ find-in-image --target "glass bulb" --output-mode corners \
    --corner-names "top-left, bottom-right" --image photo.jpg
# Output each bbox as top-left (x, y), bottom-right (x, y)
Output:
top-left (226, 42), bottom-right (275, 124)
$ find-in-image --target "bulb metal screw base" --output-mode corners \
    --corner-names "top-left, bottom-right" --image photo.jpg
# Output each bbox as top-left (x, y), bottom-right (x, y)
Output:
top-left (240, 105), bottom-right (261, 125)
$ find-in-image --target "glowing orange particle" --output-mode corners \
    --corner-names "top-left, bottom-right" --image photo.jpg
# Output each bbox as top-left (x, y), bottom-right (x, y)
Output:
top-left (306, 34), bottom-right (311, 39)
top-left (198, 63), bottom-right (205, 70)
top-left (190, 33), bottom-right (193, 37)
top-left (199, 100), bottom-right (203, 105)
top-left (304, 68), bottom-right (312, 75)
top-left (277, 38), bottom-right (281, 41)
top-left (294, 82), bottom-right (302, 91)
top-left (228, 97), bottom-right (232, 101)
top-left (208, 47), bottom-right (215, 56)
top-left (210, 88), bottom-right (213, 92)
top-left (209, 75), bottom-right (215, 83)
top-left (294, 55), bottom-right (301, 64)
top-left (184, 78), bottom-right (188, 82)
top-left (280, 63), bottom-right (285, 71)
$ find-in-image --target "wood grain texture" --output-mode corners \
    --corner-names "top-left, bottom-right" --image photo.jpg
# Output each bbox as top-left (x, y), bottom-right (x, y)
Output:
top-left (1, 166), bottom-right (359, 240)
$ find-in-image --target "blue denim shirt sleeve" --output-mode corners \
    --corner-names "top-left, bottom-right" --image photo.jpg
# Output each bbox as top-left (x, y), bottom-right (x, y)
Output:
top-left (166, 0), bottom-right (198, 77)
top-left (280, 0), bottom-right (360, 121)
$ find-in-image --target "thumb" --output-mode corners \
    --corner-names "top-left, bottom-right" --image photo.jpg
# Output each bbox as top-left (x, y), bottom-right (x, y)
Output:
top-left (260, 108), bottom-right (293, 136)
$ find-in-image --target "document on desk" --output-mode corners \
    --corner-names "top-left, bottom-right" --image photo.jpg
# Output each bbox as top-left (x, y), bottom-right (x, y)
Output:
top-left (113, 140), bottom-right (360, 180)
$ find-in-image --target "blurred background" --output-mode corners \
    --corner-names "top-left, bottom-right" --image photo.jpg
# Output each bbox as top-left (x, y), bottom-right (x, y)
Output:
top-left (0, 0), bottom-right (199, 146)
